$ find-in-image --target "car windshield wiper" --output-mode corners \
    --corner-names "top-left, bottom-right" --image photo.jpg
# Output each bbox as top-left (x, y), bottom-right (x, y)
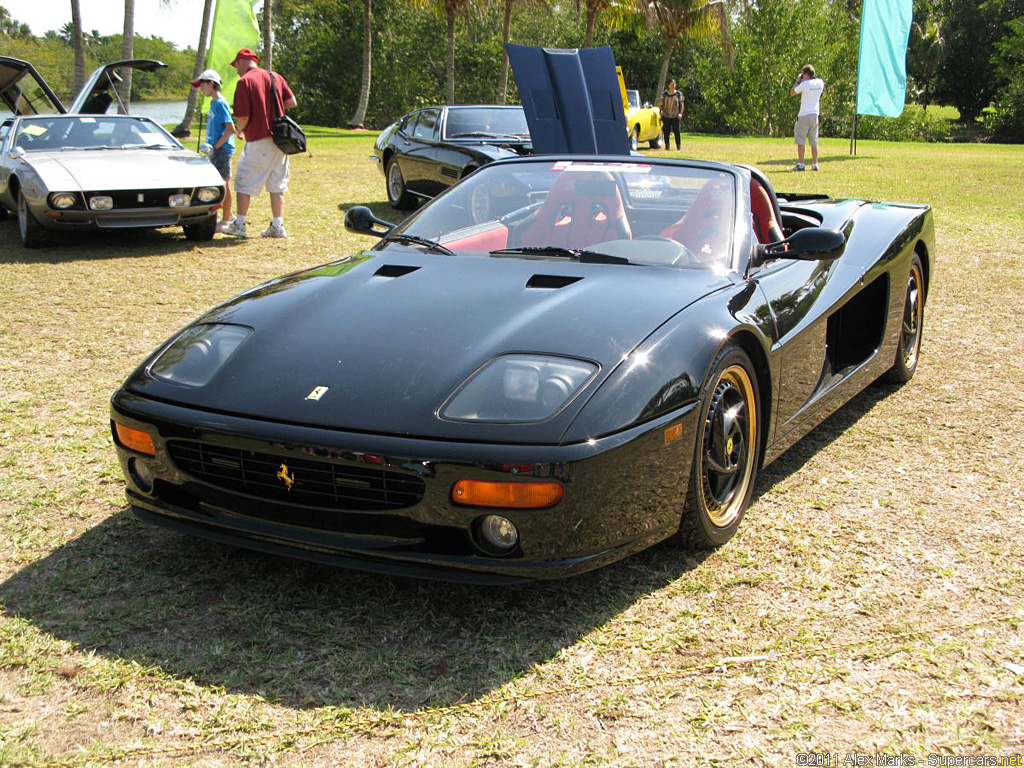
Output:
top-left (490, 246), bottom-right (630, 265)
top-left (382, 233), bottom-right (455, 255)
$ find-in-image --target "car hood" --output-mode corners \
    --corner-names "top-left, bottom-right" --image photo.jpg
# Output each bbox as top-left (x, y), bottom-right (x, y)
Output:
top-left (27, 149), bottom-right (222, 190)
top-left (126, 251), bottom-right (728, 444)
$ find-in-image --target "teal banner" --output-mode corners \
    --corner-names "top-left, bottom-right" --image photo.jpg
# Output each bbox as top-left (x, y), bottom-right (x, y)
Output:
top-left (856, 0), bottom-right (913, 117)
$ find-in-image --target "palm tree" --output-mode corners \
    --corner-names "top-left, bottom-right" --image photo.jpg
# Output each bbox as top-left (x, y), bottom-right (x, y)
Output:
top-left (582, 0), bottom-right (612, 47)
top-left (70, 0), bottom-right (86, 93)
top-left (349, 0), bottom-right (372, 127)
top-left (118, 0), bottom-right (135, 113)
top-left (909, 19), bottom-right (946, 112)
top-left (173, 0), bottom-right (215, 137)
top-left (262, 0), bottom-right (274, 71)
top-left (497, 0), bottom-right (546, 102)
top-left (640, 0), bottom-right (731, 97)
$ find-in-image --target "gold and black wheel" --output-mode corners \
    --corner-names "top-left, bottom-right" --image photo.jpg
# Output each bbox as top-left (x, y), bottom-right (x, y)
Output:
top-left (884, 253), bottom-right (925, 383)
top-left (678, 344), bottom-right (760, 548)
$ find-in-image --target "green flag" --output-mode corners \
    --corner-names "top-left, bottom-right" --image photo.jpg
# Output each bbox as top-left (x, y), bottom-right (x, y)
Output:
top-left (856, 0), bottom-right (913, 117)
top-left (206, 0), bottom-right (260, 106)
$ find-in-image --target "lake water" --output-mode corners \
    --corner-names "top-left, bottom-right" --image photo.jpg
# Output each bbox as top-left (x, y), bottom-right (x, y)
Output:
top-left (133, 100), bottom-right (189, 126)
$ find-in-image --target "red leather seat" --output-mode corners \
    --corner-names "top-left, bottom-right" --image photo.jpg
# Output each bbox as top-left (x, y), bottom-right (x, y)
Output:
top-left (660, 178), bottom-right (732, 262)
top-left (517, 171), bottom-right (632, 249)
top-left (751, 179), bottom-right (784, 243)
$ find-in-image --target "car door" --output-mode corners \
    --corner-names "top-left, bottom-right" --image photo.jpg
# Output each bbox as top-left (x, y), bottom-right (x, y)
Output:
top-left (392, 110), bottom-right (436, 197)
top-left (404, 108), bottom-right (445, 197)
top-left (753, 257), bottom-right (839, 436)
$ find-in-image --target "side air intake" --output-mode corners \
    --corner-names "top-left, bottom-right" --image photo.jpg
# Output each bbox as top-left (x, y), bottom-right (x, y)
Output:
top-left (526, 274), bottom-right (582, 289)
top-left (374, 264), bottom-right (421, 278)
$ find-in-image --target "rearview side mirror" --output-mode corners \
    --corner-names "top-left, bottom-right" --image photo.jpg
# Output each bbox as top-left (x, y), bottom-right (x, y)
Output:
top-left (8, 146), bottom-right (26, 161)
top-left (753, 227), bottom-right (845, 268)
top-left (344, 205), bottom-right (396, 238)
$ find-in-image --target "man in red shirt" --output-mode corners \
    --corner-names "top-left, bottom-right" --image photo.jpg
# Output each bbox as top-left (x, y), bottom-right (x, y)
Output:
top-left (223, 48), bottom-right (298, 239)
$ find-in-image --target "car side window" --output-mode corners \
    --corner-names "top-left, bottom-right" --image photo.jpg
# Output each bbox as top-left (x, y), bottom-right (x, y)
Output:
top-left (0, 120), bottom-right (11, 149)
top-left (411, 110), bottom-right (439, 141)
top-left (400, 113), bottom-right (418, 135)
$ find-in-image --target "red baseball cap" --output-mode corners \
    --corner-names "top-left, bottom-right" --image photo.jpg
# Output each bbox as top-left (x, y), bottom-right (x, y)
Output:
top-left (230, 48), bottom-right (260, 66)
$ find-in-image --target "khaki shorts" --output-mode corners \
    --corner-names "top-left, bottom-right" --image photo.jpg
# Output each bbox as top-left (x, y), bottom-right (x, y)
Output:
top-left (235, 137), bottom-right (290, 196)
top-left (794, 114), bottom-right (819, 147)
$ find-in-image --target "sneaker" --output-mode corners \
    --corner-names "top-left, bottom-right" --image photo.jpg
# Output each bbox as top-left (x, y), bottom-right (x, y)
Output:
top-left (223, 219), bottom-right (247, 238)
top-left (216, 218), bottom-right (235, 233)
top-left (794, 163), bottom-right (806, 171)
top-left (812, 163), bottom-right (819, 171)
top-left (260, 223), bottom-right (288, 238)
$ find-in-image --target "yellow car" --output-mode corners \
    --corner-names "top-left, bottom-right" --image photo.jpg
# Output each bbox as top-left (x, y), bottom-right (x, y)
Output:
top-left (617, 67), bottom-right (662, 150)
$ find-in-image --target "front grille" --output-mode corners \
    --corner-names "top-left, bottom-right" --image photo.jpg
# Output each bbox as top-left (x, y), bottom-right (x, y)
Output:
top-left (166, 440), bottom-right (426, 511)
top-left (85, 188), bottom-right (192, 209)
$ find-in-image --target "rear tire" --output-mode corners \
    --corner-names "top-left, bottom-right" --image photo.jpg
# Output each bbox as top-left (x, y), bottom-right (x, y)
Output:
top-left (649, 133), bottom-right (662, 149)
top-left (677, 344), bottom-right (760, 549)
top-left (386, 158), bottom-right (415, 210)
top-left (183, 214), bottom-right (217, 241)
top-left (17, 190), bottom-right (45, 249)
top-left (883, 253), bottom-right (925, 383)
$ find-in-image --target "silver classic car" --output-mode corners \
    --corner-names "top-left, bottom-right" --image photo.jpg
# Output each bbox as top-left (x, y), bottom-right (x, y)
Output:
top-left (0, 57), bottom-right (225, 248)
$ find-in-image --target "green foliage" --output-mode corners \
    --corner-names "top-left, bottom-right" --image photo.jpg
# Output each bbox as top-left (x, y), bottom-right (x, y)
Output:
top-left (985, 16), bottom-right (1024, 140)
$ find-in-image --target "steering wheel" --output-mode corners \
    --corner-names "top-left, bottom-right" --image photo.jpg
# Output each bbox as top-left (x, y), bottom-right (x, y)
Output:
top-left (638, 235), bottom-right (700, 267)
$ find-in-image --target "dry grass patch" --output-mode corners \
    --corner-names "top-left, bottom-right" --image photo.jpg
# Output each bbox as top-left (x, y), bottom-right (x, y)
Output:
top-left (1, 129), bottom-right (1022, 765)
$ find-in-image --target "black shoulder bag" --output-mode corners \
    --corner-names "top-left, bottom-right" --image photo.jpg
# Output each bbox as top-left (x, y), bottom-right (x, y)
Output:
top-left (265, 72), bottom-right (306, 155)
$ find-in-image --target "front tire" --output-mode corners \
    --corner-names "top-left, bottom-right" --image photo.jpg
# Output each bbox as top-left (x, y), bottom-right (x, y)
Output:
top-left (883, 253), bottom-right (925, 383)
top-left (17, 190), bottom-right (45, 249)
top-left (386, 158), bottom-right (415, 210)
top-left (630, 126), bottom-right (640, 151)
top-left (183, 214), bottom-right (217, 241)
top-left (678, 344), bottom-right (760, 549)
top-left (649, 133), bottom-right (662, 149)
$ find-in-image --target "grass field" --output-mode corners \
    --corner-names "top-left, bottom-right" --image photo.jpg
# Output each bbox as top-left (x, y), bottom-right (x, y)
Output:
top-left (1, 131), bottom-right (1022, 765)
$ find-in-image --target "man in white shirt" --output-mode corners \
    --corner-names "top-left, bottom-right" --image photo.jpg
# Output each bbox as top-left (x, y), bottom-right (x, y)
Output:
top-left (791, 64), bottom-right (824, 171)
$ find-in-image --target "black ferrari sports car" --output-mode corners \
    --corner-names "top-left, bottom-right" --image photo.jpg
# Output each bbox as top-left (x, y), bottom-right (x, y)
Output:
top-left (110, 47), bottom-right (932, 583)
top-left (110, 154), bottom-right (932, 582)
top-left (372, 105), bottom-right (531, 210)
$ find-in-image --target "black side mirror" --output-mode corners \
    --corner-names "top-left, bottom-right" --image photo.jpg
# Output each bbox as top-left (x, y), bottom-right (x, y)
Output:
top-left (753, 227), bottom-right (845, 267)
top-left (344, 205), bottom-right (396, 238)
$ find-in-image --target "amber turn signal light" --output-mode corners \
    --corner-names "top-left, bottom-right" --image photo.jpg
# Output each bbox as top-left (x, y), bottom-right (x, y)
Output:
top-left (114, 422), bottom-right (156, 457)
top-left (452, 479), bottom-right (563, 509)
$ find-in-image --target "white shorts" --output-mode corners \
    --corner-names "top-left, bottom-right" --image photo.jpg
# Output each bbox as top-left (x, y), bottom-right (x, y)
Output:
top-left (235, 137), bottom-right (290, 196)
top-left (794, 114), bottom-right (819, 147)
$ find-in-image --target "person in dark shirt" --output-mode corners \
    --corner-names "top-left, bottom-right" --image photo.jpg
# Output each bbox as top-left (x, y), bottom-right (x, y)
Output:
top-left (222, 48), bottom-right (298, 239)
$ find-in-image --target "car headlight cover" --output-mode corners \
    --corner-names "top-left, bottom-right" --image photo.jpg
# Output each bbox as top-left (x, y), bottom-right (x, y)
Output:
top-left (196, 186), bottom-right (221, 203)
top-left (50, 192), bottom-right (77, 209)
top-left (168, 193), bottom-right (190, 207)
top-left (149, 323), bottom-right (251, 387)
top-left (89, 195), bottom-right (113, 210)
top-left (441, 354), bottom-right (598, 423)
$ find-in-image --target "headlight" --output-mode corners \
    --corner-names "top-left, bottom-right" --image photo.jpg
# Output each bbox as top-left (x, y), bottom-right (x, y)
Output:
top-left (89, 196), bottom-right (113, 210)
top-left (196, 186), bottom-right (220, 203)
top-left (149, 323), bottom-right (252, 387)
top-left (168, 193), bottom-right (190, 207)
top-left (440, 354), bottom-right (598, 423)
top-left (49, 192), bottom-right (77, 209)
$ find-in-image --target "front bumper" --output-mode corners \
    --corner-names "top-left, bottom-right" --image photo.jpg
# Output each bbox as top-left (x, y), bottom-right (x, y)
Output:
top-left (111, 389), bottom-right (698, 583)
top-left (35, 204), bottom-right (218, 231)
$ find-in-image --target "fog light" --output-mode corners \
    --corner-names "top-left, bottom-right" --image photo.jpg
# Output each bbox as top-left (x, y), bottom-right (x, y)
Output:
top-left (168, 194), bottom-right (190, 207)
top-left (89, 196), bottom-right (113, 210)
top-left (127, 457), bottom-right (155, 493)
top-left (476, 514), bottom-right (519, 555)
top-left (196, 186), bottom-right (220, 203)
top-left (50, 192), bottom-right (76, 209)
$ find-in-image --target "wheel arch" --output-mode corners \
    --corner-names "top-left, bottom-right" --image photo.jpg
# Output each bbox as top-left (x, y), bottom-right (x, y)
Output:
top-left (914, 239), bottom-right (930, 300)
top-left (727, 328), bottom-right (772, 469)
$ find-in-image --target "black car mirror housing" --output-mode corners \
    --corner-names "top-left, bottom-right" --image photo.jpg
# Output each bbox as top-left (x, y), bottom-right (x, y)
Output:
top-left (753, 227), bottom-right (846, 268)
top-left (344, 205), bottom-right (396, 238)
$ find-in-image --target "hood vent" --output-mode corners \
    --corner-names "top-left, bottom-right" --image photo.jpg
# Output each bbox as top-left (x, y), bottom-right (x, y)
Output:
top-left (374, 264), bottom-right (421, 279)
top-left (527, 274), bottom-right (582, 290)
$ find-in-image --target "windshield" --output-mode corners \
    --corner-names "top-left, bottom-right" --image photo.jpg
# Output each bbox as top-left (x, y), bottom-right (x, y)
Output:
top-left (13, 115), bottom-right (181, 151)
top-left (443, 107), bottom-right (530, 140)
top-left (626, 90), bottom-right (640, 109)
top-left (390, 160), bottom-right (737, 271)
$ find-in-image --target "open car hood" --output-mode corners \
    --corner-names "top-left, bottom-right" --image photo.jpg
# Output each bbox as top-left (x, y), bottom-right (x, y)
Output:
top-left (506, 44), bottom-right (629, 156)
top-left (0, 56), bottom-right (66, 115)
top-left (69, 59), bottom-right (167, 115)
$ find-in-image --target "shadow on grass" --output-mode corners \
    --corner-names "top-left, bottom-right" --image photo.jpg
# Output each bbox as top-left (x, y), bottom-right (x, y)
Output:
top-left (0, 374), bottom-right (903, 712)
top-left (756, 154), bottom-right (872, 168)
top-left (0, 508), bottom-right (708, 711)
top-left (0, 218), bottom-right (245, 266)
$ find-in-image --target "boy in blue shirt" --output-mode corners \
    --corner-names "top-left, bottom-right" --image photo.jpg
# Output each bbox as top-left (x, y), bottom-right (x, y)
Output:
top-left (192, 69), bottom-right (236, 230)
